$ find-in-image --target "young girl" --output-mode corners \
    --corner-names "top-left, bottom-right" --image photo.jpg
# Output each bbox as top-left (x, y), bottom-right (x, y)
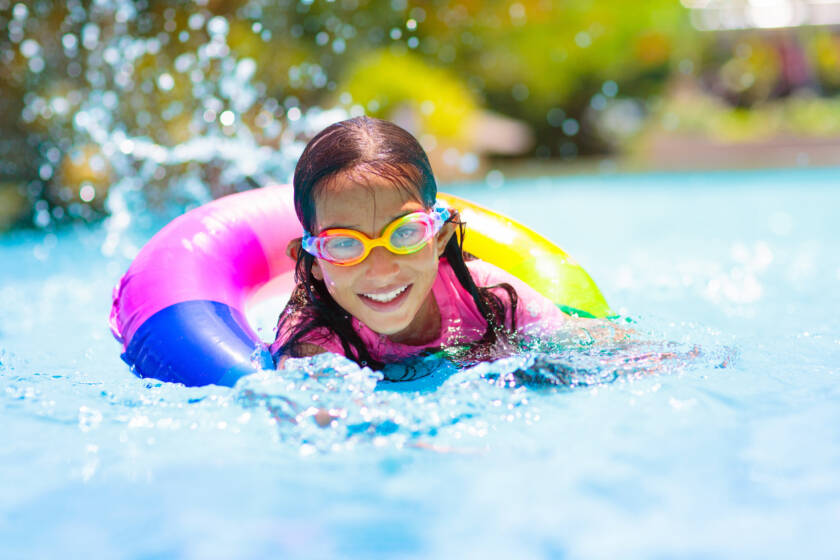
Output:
top-left (271, 116), bottom-right (599, 375)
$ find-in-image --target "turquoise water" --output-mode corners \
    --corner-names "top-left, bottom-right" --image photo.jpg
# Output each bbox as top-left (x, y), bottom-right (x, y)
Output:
top-left (1, 167), bottom-right (838, 559)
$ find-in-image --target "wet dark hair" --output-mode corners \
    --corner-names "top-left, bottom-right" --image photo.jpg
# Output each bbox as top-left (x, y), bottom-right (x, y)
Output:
top-left (273, 116), bottom-right (517, 370)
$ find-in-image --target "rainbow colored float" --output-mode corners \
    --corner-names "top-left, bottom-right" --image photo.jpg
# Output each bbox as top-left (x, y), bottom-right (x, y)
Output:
top-left (109, 185), bottom-right (609, 386)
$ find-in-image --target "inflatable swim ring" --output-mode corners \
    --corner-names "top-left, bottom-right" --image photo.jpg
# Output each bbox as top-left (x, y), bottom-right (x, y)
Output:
top-left (109, 185), bottom-right (610, 386)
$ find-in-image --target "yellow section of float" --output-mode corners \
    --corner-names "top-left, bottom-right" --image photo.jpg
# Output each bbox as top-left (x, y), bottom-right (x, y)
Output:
top-left (438, 193), bottom-right (611, 319)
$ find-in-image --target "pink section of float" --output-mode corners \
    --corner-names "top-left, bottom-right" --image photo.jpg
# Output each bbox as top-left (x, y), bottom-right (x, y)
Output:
top-left (109, 185), bottom-right (300, 347)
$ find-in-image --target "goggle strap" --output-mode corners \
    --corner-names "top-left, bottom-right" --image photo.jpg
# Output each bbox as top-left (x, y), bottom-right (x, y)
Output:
top-left (300, 231), bottom-right (317, 255)
top-left (431, 201), bottom-right (451, 230)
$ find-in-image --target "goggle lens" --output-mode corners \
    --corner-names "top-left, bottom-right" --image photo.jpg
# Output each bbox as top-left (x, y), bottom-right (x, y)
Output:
top-left (388, 218), bottom-right (432, 252)
top-left (322, 235), bottom-right (365, 261)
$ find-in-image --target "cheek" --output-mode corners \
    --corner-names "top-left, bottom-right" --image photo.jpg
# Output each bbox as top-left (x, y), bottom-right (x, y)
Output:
top-left (319, 264), bottom-right (355, 293)
top-left (406, 247), bottom-right (440, 277)
top-left (320, 248), bottom-right (439, 293)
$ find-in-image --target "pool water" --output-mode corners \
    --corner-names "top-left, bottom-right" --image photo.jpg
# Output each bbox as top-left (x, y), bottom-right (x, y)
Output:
top-left (1, 167), bottom-right (838, 559)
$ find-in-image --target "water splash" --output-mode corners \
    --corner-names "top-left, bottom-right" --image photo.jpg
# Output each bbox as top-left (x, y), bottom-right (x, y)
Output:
top-left (1, 336), bottom-right (720, 461)
top-left (10, 0), bottom-right (350, 246)
top-left (221, 337), bottom-right (729, 454)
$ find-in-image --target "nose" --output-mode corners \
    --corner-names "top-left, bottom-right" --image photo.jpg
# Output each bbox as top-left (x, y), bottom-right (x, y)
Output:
top-left (363, 246), bottom-right (399, 279)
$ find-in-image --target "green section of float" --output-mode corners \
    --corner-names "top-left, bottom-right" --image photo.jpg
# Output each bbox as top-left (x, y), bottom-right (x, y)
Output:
top-left (509, 254), bottom-right (611, 319)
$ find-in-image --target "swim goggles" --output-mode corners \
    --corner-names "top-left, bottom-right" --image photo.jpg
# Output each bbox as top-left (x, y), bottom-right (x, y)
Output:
top-left (301, 202), bottom-right (451, 266)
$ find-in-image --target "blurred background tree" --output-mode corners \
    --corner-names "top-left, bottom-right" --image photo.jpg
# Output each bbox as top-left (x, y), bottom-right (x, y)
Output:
top-left (2, 0), bottom-right (839, 230)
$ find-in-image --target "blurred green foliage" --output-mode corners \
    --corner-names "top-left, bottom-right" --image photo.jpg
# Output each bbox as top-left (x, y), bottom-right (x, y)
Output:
top-left (639, 90), bottom-right (840, 146)
top-left (425, 0), bottom-right (694, 155)
top-left (325, 0), bottom-right (696, 156)
top-left (809, 30), bottom-right (840, 91)
top-left (2, 0), bottom-right (840, 229)
top-left (340, 50), bottom-right (480, 143)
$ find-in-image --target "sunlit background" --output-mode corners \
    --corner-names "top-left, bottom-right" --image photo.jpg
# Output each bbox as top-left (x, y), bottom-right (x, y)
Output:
top-left (2, 0), bottom-right (840, 231)
top-left (3, 3), bottom-right (840, 557)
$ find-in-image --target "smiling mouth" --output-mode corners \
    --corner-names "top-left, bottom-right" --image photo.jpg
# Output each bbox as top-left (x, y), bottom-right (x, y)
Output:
top-left (359, 284), bottom-right (410, 304)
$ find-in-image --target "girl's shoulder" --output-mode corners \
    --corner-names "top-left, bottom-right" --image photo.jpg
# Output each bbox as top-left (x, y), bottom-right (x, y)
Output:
top-left (463, 258), bottom-right (516, 287)
top-left (436, 256), bottom-right (511, 286)
top-left (459, 258), bottom-right (570, 329)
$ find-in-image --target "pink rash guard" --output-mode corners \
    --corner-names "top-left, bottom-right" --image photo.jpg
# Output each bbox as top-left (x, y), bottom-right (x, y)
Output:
top-left (270, 258), bottom-right (570, 363)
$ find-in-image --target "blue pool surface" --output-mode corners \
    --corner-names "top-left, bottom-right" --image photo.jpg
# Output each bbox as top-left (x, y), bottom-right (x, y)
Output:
top-left (1, 167), bottom-right (838, 559)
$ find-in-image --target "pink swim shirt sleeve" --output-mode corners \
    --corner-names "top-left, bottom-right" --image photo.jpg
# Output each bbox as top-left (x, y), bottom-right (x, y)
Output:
top-left (269, 312), bottom-right (346, 357)
top-left (465, 259), bottom-right (570, 333)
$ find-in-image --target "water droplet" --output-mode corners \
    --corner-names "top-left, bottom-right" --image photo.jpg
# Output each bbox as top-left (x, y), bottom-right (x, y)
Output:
top-left (575, 31), bottom-right (591, 48)
top-left (236, 58), bottom-right (256, 80)
top-left (509, 3), bottom-right (526, 21)
top-left (547, 108), bottom-right (565, 127)
top-left (207, 16), bottom-right (229, 36)
top-left (78, 405), bottom-right (103, 431)
top-left (219, 110), bottom-right (235, 126)
top-left (512, 83), bottom-right (529, 101)
top-left (12, 3), bottom-right (28, 20)
top-left (28, 57), bottom-right (45, 73)
top-left (20, 38), bottom-right (39, 58)
top-left (62, 33), bottom-right (78, 51)
top-left (562, 118), bottom-right (580, 136)
top-left (486, 169), bottom-right (504, 189)
top-left (157, 72), bottom-right (175, 91)
top-left (188, 13), bottom-right (205, 30)
top-left (459, 153), bottom-right (479, 174)
top-left (80, 184), bottom-right (96, 202)
top-left (81, 22), bottom-right (100, 50)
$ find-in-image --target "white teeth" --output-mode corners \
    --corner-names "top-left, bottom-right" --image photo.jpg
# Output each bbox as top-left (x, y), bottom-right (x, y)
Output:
top-left (362, 285), bottom-right (408, 303)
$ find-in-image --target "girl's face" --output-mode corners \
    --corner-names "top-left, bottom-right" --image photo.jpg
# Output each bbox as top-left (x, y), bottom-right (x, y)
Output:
top-left (309, 173), bottom-right (454, 343)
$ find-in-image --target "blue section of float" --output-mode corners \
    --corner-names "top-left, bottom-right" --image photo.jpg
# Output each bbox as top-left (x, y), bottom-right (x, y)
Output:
top-left (122, 300), bottom-right (274, 387)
